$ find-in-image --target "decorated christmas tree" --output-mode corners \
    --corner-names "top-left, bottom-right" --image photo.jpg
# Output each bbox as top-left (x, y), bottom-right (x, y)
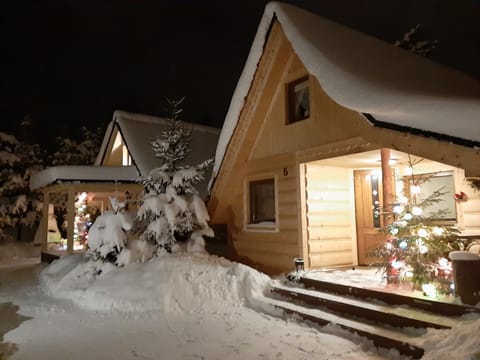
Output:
top-left (136, 98), bottom-right (214, 254)
top-left (373, 156), bottom-right (459, 295)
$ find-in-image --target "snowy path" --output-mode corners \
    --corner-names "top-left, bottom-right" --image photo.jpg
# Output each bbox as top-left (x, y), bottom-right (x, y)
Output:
top-left (0, 260), bottom-right (385, 360)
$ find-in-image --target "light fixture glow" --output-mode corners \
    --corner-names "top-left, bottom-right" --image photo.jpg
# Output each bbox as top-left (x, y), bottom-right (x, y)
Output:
top-left (412, 207), bottom-right (423, 216)
top-left (393, 205), bottom-right (404, 214)
top-left (411, 185), bottom-right (421, 194)
top-left (422, 283), bottom-right (437, 298)
top-left (417, 228), bottom-right (428, 238)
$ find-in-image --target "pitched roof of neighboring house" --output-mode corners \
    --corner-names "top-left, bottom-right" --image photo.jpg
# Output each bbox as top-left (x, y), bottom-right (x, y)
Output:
top-left (211, 1), bottom-right (480, 184)
top-left (95, 110), bottom-right (220, 177)
top-left (31, 110), bottom-right (220, 197)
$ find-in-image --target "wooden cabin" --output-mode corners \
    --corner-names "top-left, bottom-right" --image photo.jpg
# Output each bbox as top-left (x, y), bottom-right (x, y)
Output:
top-left (31, 110), bottom-right (219, 258)
top-left (207, 2), bottom-right (480, 274)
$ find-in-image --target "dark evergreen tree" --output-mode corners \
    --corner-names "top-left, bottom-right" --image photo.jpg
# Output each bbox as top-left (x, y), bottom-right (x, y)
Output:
top-left (49, 125), bottom-right (103, 166)
top-left (0, 131), bottom-right (43, 241)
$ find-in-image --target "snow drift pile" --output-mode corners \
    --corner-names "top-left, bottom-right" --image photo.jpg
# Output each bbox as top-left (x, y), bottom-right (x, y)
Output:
top-left (40, 253), bottom-right (271, 313)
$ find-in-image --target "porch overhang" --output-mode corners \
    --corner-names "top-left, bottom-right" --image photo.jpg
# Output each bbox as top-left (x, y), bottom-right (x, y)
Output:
top-left (30, 165), bottom-right (142, 257)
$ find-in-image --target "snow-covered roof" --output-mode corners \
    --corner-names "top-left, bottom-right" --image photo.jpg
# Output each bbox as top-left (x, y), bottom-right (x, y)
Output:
top-left (32, 111), bottom-right (220, 196)
top-left (96, 110), bottom-right (220, 196)
top-left (211, 1), bottom-right (480, 184)
top-left (96, 110), bottom-right (220, 176)
top-left (30, 165), bottom-right (139, 190)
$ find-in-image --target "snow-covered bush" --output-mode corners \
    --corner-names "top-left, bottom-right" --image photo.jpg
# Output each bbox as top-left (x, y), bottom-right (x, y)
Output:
top-left (86, 197), bottom-right (134, 264)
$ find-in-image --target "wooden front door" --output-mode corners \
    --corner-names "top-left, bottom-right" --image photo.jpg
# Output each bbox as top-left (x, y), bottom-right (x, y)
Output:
top-left (354, 170), bottom-right (387, 265)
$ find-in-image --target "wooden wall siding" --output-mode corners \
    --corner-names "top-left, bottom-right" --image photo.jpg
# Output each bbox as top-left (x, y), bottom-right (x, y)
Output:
top-left (105, 148), bottom-right (121, 166)
top-left (208, 21), bottom-right (292, 222)
top-left (227, 154), bottom-right (301, 273)
top-left (305, 164), bottom-right (354, 268)
top-left (252, 62), bottom-right (364, 161)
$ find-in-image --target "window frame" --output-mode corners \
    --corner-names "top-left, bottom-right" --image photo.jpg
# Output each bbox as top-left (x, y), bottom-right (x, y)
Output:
top-left (402, 170), bottom-right (457, 225)
top-left (286, 76), bottom-right (310, 124)
top-left (244, 176), bottom-right (278, 232)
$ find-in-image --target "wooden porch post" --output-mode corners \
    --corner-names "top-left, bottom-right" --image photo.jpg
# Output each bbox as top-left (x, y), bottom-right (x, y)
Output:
top-left (66, 189), bottom-right (75, 253)
top-left (40, 190), bottom-right (50, 252)
top-left (380, 148), bottom-right (395, 225)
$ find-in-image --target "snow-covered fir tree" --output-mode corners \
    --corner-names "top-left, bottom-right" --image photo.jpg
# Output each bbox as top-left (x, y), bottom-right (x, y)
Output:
top-left (0, 131), bottom-right (43, 241)
top-left (137, 98), bottom-right (214, 254)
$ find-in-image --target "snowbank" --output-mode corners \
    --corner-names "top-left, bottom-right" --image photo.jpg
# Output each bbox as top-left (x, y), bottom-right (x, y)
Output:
top-left (40, 253), bottom-right (271, 313)
top-left (420, 315), bottom-right (480, 360)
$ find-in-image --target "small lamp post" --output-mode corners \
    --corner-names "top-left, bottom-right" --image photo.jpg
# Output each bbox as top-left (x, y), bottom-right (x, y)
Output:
top-left (294, 257), bottom-right (304, 273)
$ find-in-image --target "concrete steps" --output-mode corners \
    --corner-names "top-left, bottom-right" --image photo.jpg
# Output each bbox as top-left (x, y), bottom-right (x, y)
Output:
top-left (265, 276), bottom-right (479, 358)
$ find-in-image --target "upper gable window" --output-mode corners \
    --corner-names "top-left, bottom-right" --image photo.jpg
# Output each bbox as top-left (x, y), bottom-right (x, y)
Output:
top-left (287, 76), bottom-right (310, 124)
top-left (111, 132), bottom-right (131, 166)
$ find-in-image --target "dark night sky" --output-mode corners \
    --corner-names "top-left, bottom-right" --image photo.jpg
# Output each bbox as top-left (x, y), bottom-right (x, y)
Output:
top-left (1, 0), bottom-right (479, 151)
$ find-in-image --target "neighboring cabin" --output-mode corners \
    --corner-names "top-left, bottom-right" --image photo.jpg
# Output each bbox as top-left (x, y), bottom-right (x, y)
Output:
top-left (207, 2), bottom-right (480, 274)
top-left (31, 110), bottom-right (219, 257)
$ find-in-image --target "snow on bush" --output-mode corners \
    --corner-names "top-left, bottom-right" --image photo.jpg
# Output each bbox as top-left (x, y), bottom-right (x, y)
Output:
top-left (40, 253), bottom-right (272, 314)
top-left (86, 197), bottom-right (134, 263)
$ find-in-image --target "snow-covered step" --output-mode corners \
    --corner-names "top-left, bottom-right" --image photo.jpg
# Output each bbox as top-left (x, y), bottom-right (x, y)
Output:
top-left (299, 277), bottom-right (480, 317)
top-left (271, 283), bottom-right (458, 330)
top-left (264, 296), bottom-right (425, 359)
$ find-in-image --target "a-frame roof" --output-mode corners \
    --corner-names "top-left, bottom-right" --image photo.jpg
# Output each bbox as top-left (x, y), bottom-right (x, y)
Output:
top-left (96, 110), bottom-right (220, 177)
top-left (31, 111), bottom-right (220, 197)
top-left (211, 1), bottom-right (480, 185)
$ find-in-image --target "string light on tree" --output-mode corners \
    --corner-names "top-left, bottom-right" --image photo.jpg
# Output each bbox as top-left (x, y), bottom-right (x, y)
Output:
top-left (373, 155), bottom-right (460, 295)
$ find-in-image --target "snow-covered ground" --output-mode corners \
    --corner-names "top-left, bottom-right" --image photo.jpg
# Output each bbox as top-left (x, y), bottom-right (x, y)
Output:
top-left (0, 246), bottom-right (479, 359)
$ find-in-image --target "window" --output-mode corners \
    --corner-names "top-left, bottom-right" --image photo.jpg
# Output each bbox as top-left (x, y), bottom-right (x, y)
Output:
top-left (249, 179), bottom-right (276, 225)
top-left (404, 171), bottom-right (457, 222)
top-left (111, 131), bottom-right (132, 166)
top-left (371, 174), bottom-right (381, 228)
top-left (287, 76), bottom-right (310, 123)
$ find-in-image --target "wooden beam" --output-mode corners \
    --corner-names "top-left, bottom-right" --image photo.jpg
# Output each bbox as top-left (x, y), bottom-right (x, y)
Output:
top-left (43, 182), bottom-right (142, 194)
top-left (66, 189), bottom-right (75, 253)
top-left (380, 148), bottom-right (395, 225)
top-left (40, 190), bottom-right (50, 252)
